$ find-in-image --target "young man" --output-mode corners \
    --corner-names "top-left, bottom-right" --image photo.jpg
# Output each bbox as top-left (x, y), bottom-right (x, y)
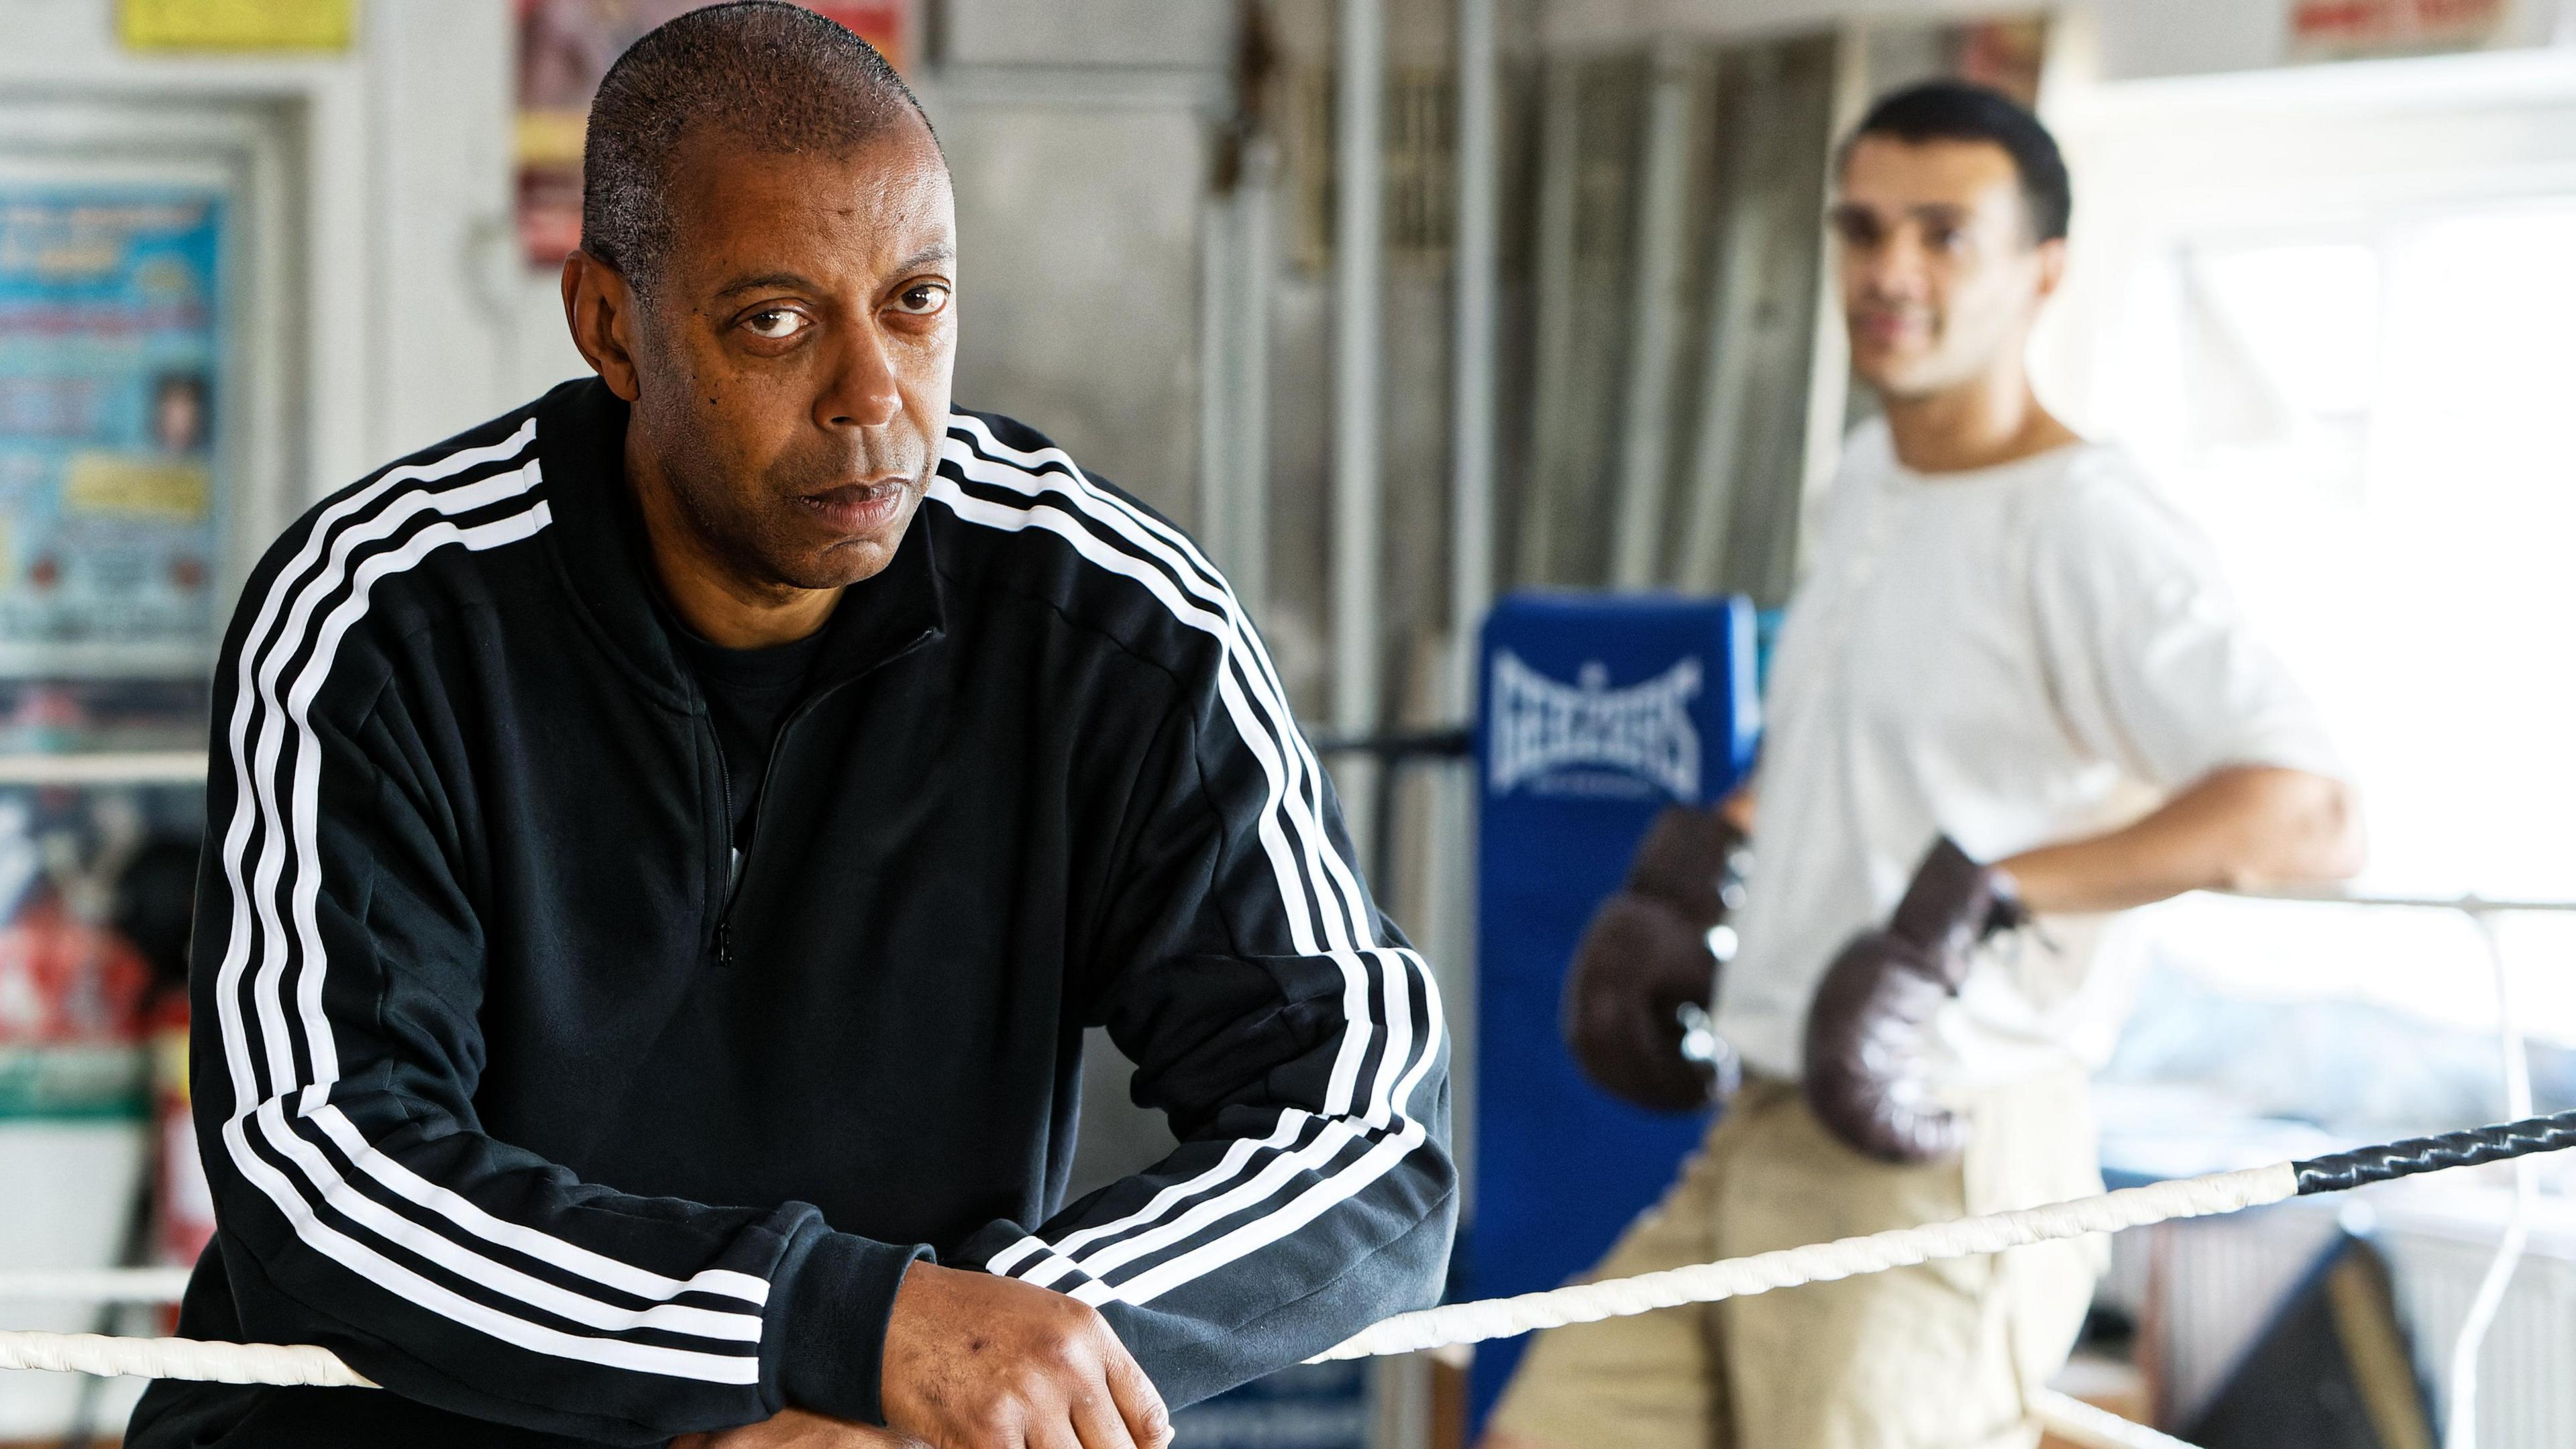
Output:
top-left (128, 7), bottom-right (1452, 1448)
top-left (1495, 83), bottom-right (2361, 1449)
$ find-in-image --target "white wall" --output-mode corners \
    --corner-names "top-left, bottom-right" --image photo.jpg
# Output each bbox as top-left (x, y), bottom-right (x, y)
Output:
top-left (915, 6), bottom-right (1230, 522)
top-left (2037, 43), bottom-right (2576, 432)
top-left (1544, 0), bottom-right (2573, 80)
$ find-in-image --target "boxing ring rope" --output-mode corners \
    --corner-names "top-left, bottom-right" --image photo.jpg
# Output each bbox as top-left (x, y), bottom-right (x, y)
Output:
top-left (0, 1332), bottom-right (370, 1389)
top-left (0, 751), bottom-right (207, 788)
top-left (0, 1269), bottom-right (192, 1305)
top-left (1309, 1163), bottom-right (2299, 1360)
top-left (2244, 886), bottom-right (2569, 1449)
top-left (1316, 1107), bottom-right (2576, 1361)
top-left (2022, 1390), bottom-right (2202, 1449)
top-left (7, 1109), bottom-right (2574, 1439)
top-left (1, 743), bottom-right (2563, 1448)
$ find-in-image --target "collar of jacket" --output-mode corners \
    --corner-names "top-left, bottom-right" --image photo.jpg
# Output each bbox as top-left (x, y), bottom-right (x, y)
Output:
top-left (533, 376), bottom-right (948, 712)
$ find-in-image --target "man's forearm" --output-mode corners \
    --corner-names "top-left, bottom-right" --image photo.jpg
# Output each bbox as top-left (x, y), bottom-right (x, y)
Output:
top-left (1998, 765), bottom-right (2365, 915)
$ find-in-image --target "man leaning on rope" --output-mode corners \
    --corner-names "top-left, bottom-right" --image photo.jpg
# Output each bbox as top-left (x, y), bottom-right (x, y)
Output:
top-left (130, 7), bottom-right (1454, 1448)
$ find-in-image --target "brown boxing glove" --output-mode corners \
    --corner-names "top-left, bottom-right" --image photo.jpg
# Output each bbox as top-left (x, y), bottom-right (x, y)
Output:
top-left (1801, 837), bottom-right (2025, 1163)
top-left (1560, 805), bottom-right (1750, 1113)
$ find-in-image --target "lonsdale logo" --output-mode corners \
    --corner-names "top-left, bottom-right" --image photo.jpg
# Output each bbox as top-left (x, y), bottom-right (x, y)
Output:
top-left (1487, 653), bottom-right (1702, 802)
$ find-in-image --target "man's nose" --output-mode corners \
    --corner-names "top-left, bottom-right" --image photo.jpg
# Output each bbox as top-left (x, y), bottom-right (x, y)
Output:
top-left (818, 316), bottom-right (903, 431)
top-left (1858, 231), bottom-right (1931, 302)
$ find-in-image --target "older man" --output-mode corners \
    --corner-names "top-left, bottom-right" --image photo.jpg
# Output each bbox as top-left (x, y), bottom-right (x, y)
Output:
top-left (129, 7), bottom-right (1452, 1448)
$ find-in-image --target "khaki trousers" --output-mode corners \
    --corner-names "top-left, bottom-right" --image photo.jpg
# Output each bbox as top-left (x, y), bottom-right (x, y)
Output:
top-left (1488, 1074), bottom-right (2105, 1449)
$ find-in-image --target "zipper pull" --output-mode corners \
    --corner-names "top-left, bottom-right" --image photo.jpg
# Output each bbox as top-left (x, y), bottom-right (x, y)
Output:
top-left (716, 918), bottom-right (733, 969)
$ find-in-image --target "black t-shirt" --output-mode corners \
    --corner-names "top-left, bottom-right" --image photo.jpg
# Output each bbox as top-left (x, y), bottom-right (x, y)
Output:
top-left (616, 478), bottom-right (833, 858)
top-left (669, 622), bottom-right (830, 851)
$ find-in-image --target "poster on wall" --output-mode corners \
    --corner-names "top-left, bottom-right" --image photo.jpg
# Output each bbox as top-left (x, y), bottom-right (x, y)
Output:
top-left (2290, 0), bottom-right (2506, 59)
top-left (516, 0), bottom-right (908, 267)
top-left (1947, 18), bottom-right (2048, 105)
top-left (119, 0), bottom-right (354, 51)
top-left (0, 190), bottom-right (225, 678)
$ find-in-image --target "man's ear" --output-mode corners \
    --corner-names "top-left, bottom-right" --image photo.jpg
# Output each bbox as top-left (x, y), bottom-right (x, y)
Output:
top-left (560, 250), bottom-right (644, 402)
top-left (2033, 236), bottom-right (2070, 304)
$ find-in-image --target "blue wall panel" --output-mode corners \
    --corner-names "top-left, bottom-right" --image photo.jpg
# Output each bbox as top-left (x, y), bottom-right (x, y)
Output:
top-left (1468, 592), bottom-right (1758, 1432)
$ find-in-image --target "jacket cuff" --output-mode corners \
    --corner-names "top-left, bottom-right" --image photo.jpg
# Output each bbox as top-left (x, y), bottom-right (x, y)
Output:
top-left (771, 1229), bottom-right (932, 1424)
top-left (947, 1218), bottom-right (1033, 1273)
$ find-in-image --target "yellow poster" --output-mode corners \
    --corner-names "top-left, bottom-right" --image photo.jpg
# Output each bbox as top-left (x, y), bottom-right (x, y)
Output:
top-left (64, 455), bottom-right (211, 523)
top-left (120, 0), bottom-right (356, 52)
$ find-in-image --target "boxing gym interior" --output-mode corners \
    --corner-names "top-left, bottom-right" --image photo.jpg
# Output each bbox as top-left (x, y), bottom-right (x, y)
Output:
top-left (4, 2), bottom-right (2574, 1448)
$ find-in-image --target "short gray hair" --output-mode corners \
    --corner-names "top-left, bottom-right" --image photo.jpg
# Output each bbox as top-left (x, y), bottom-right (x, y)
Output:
top-left (580, 1), bottom-right (934, 297)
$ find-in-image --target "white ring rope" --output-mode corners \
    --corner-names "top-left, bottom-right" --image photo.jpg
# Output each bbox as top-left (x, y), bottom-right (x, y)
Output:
top-left (0, 1268), bottom-right (196, 1304)
top-left (0, 1353), bottom-right (2186, 1446)
top-left (0, 1331), bottom-right (373, 1387)
top-left (0, 1163), bottom-right (2293, 1390)
top-left (2026, 1388), bottom-right (2202, 1449)
top-left (1309, 1162), bottom-right (2296, 1360)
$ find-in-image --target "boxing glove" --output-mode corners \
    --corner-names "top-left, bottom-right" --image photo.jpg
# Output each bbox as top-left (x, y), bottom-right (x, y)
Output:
top-left (1561, 805), bottom-right (1749, 1113)
top-left (1802, 837), bottom-right (2024, 1163)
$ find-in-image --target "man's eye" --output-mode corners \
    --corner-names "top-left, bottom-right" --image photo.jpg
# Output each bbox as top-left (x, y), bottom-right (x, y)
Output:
top-left (890, 284), bottom-right (949, 317)
top-left (1831, 217), bottom-right (1880, 248)
top-left (744, 309), bottom-right (808, 340)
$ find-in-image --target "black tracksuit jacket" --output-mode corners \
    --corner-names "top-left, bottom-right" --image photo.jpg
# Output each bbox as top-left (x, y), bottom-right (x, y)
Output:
top-left (129, 379), bottom-right (1455, 1448)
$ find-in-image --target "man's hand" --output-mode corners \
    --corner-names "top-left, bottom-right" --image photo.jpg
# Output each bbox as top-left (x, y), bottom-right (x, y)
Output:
top-left (880, 1261), bottom-right (1173, 1449)
top-left (674, 1409), bottom-right (926, 1448)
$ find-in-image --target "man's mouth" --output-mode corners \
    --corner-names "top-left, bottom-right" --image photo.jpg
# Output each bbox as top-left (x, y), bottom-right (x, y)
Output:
top-left (796, 477), bottom-right (911, 534)
top-left (1853, 309), bottom-right (1927, 345)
